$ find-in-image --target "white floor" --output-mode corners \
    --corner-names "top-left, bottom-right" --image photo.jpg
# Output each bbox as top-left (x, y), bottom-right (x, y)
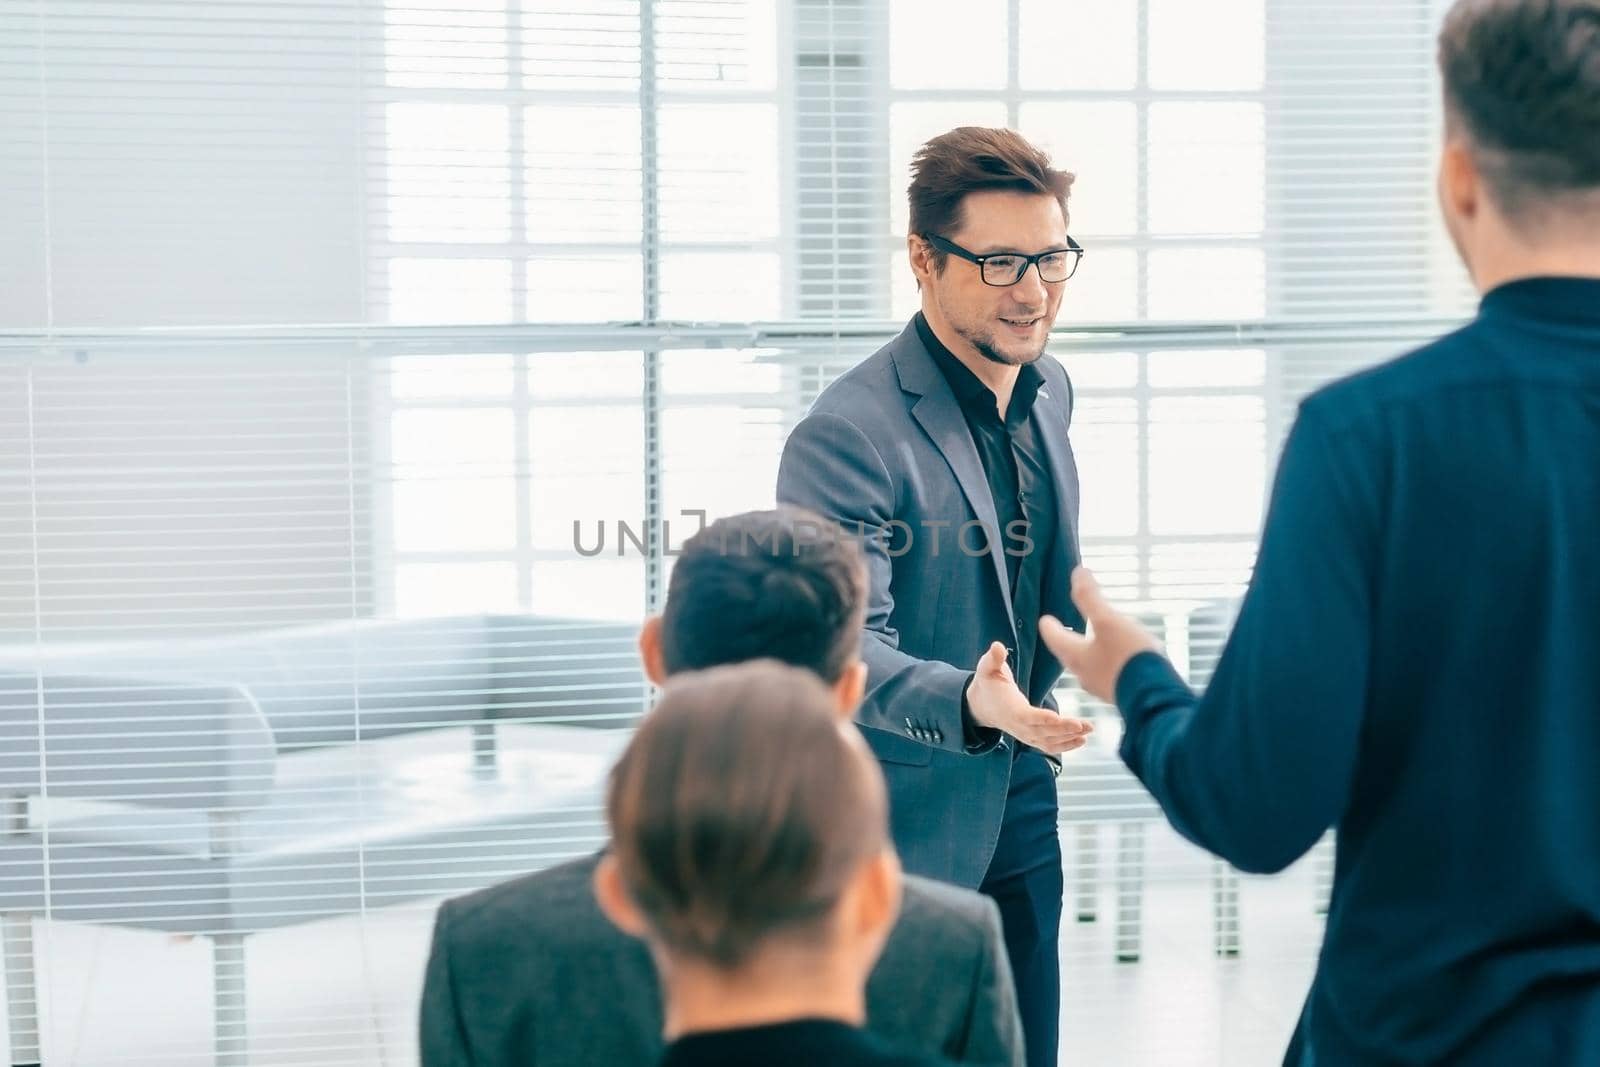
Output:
top-left (7, 823), bottom-right (1326, 1067)
top-left (1058, 832), bottom-right (1323, 1066)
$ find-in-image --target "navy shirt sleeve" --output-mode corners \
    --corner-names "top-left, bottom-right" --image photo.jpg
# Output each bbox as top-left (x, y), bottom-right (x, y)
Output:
top-left (1115, 403), bottom-right (1380, 874)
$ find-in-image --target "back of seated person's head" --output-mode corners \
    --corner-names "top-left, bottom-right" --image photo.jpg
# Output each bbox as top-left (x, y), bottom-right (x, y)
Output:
top-left (1436, 0), bottom-right (1600, 272)
top-left (638, 508), bottom-right (868, 706)
top-left (594, 660), bottom-right (899, 1025)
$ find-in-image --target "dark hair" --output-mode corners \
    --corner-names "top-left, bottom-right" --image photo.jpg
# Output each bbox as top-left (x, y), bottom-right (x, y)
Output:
top-left (606, 660), bottom-right (888, 967)
top-left (1438, 0), bottom-right (1600, 219)
top-left (659, 508), bottom-right (866, 684)
top-left (908, 127), bottom-right (1075, 271)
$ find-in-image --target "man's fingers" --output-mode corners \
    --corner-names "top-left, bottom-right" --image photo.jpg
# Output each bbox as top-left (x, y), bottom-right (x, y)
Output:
top-left (1032, 733), bottom-right (1090, 755)
top-left (1016, 707), bottom-right (1094, 741)
top-left (976, 641), bottom-right (1019, 688)
top-left (1068, 566), bottom-right (1113, 625)
top-left (1041, 735), bottom-right (1088, 755)
top-left (1016, 706), bottom-right (1092, 731)
top-left (1033, 713), bottom-right (1092, 736)
top-left (1039, 614), bottom-right (1089, 670)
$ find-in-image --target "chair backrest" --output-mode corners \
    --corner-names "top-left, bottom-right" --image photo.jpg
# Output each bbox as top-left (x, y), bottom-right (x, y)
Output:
top-left (196, 614), bottom-right (502, 749)
top-left (0, 612), bottom-right (651, 755)
top-left (0, 616), bottom-right (507, 751)
top-left (1187, 598), bottom-right (1244, 688)
top-left (200, 614), bottom-right (648, 744)
top-left (481, 615), bottom-right (644, 729)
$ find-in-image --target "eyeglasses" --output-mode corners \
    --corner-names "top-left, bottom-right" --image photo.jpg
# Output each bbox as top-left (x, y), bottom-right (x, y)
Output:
top-left (921, 232), bottom-right (1085, 286)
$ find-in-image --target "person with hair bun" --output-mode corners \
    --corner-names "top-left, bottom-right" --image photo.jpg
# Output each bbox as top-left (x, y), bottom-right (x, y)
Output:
top-left (595, 660), bottom-right (958, 1067)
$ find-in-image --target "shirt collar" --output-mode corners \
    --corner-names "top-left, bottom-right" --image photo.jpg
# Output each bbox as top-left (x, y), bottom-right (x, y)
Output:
top-left (914, 312), bottom-right (1045, 430)
top-left (1480, 276), bottom-right (1600, 326)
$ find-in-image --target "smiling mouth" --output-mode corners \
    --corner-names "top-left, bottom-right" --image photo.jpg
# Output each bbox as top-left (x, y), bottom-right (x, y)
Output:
top-left (1000, 316), bottom-right (1041, 329)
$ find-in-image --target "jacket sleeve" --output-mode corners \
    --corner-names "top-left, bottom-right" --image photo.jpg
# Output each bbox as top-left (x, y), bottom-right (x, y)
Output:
top-left (418, 901), bottom-right (476, 1067)
top-left (956, 894), bottom-right (1026, 1067)
top-left (777, 409), bottom-right (974, 754)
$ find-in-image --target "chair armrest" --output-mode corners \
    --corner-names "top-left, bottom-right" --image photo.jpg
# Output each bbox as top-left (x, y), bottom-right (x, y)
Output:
top-left (0, 668), bottom-right (275, 811)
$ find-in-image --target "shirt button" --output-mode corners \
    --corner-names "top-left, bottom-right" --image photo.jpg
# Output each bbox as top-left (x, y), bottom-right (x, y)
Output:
top-left (1018, 490), bottom-right (1028, 504)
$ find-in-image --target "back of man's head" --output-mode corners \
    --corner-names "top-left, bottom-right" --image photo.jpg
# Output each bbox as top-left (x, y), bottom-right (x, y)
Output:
top-left (657, 508), bottom-right (866, 684)
top-left (1439, 0), bottom-right (1600, 225)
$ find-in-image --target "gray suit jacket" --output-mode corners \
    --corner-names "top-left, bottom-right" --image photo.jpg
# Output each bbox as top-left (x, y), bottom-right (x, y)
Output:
top-left (777, 321), bottom-right (1083, 888)
top-left (419, 854), bottom-right (1024, 1067)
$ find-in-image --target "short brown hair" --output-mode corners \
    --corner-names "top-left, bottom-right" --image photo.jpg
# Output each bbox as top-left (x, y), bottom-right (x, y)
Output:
top-left (908, 127), bottom-right (1075, 271)
top-left (1438, 0), bottom-right (1600, 219)
top-left (605, 660), bottom-right (888, 968)
top-left (660, 508), bottom-right (866, 684)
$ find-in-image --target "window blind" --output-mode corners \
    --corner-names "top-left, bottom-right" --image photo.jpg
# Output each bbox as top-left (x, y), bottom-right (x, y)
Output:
top-left (2, 0), bottom-right (1473, 1063)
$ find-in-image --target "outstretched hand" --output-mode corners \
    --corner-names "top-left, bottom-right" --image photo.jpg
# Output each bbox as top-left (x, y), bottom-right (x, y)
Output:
top-left (965, 640), bottom-right (1095, 755)
top-left (1039, 567), bottom-right (1164, 705)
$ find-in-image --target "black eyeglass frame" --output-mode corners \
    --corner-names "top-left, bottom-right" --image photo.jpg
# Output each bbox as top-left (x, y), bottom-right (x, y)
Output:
top-left (920, 232), bottom-right (1086, 286)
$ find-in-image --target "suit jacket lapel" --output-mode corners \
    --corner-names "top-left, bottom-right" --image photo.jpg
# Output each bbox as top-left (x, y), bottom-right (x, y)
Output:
top-left (890, 325), bottom-right (1018, 640)
top-left (1032, 390), bottom-right (1079, 568)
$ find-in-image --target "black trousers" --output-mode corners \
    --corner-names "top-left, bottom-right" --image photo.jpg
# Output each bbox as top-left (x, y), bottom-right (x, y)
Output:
top-left (979, 747), bottom-right (1063, 1067)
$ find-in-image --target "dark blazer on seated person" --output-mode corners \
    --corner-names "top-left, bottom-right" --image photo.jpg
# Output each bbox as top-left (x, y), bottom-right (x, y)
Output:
top-left (659, 1018), bottom-right (962, 1067)
top-left (419, 853), bottom-right (1024, 1067)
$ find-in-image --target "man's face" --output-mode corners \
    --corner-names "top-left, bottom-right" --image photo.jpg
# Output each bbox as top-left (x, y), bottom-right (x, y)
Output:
top-left (917, 189), bottom-right (1071, 367)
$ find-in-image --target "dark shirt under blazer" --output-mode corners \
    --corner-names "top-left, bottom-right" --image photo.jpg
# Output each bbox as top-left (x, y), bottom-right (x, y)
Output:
top-left (915, 313), bottom-right (1060, 718)
top-left (659, 1019), bottom-right (960, 1067)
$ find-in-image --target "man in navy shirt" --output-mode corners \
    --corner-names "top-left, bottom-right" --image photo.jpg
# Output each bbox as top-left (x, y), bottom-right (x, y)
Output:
top-left (1041, 0), bottom-right (1600, 1063)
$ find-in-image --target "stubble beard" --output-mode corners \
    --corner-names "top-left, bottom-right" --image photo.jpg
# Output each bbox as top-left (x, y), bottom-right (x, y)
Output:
top-left (967, 326), bottom-right (1048, 368)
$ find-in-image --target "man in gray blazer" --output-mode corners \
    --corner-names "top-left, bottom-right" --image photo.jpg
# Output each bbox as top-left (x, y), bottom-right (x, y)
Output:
top-left (419, 509), bottom-right (1024, 1067)
top-left (777, 127), bottom-right (1093, 1067)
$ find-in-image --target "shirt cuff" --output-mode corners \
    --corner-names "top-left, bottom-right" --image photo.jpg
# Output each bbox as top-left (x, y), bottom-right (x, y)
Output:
top-left (960, 673), bottom-right (1005, 755)
top-left (1114, 651), bottom-right (1189, 727)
